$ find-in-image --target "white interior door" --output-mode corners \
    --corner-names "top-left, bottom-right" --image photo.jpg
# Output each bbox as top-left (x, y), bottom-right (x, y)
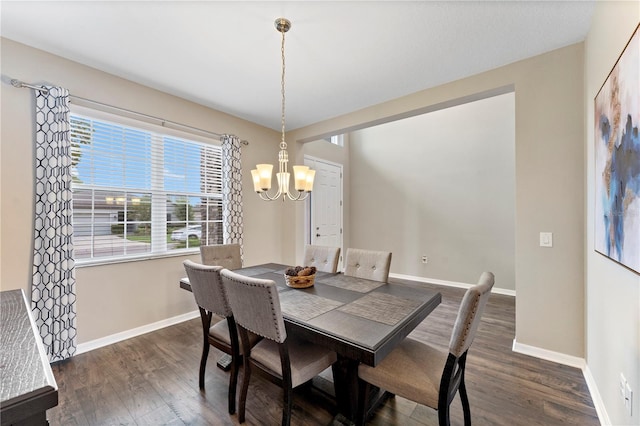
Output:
top-left (305, 157), bottom-right (343, 267)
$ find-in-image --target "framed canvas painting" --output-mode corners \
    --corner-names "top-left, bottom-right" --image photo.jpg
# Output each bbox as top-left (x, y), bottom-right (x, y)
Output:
top-left (594, 23), bottom-right (640, 274)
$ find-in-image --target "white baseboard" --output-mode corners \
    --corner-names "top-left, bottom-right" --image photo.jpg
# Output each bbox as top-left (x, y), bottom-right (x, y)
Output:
top-left (389, 272), bottom-right (516, 297)
top-left (76, 309), bottom-right (200, 355)
top-left (583, 364), bottom-right (611, 426)
top-left (512, 339), bottom-right (585, 369)
top-left (513, 340), bottom-right (608, 426)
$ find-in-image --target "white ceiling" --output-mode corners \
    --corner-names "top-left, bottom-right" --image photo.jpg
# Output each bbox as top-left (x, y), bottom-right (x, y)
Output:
top-left (1, 1), bottom-right (595, 131)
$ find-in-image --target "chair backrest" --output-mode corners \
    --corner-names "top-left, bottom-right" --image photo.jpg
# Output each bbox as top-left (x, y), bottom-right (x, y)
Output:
top-left (183, 260), bottom-right (232, 317)
top-left (344, 248), bottom-right (392, 282)
top-left (220, 269), bottom-right (287, 343)
top-left (200, 244), bottom-right (242, 269)
top-left (303, 245), bottom-right (341, 273)
top-left (449, 271), bottom-right (495, 357)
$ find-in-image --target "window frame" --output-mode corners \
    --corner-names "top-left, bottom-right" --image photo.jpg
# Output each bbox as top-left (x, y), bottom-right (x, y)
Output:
top-left (70, 105), bottom-right (224, 267)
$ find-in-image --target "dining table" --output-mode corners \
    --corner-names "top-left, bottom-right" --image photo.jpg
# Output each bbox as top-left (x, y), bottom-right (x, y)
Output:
top-left (179, 262), bottom-right (442, 421)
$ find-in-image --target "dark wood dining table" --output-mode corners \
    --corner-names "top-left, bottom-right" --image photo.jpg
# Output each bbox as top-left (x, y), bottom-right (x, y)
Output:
top-left (180, 262), bottom-right (442, 421)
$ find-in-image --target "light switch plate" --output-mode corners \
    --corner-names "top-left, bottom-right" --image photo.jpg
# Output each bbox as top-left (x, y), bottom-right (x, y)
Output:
top-left (540, 232), bottom-right (553, 247)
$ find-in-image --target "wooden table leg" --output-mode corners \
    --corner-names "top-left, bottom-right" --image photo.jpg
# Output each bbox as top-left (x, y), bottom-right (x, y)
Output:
top-left (330, 355), bottom-right (392, 424)
top-left (331, 355), bottom-right (360, 421)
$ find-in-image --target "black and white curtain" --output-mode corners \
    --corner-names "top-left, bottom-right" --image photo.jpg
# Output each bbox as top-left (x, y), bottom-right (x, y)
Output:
top-left (220, 135), bottom-right (244, 257)
top-left (31, 86), bottom-right (77, 362)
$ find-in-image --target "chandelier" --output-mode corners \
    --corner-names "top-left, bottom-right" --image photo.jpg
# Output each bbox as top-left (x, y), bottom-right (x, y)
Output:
top-left (251, 18), bottom-right (315, 201)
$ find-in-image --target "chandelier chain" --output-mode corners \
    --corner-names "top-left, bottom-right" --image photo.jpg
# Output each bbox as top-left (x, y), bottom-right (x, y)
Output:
top-left (280, 27), bottom-right (287, 151)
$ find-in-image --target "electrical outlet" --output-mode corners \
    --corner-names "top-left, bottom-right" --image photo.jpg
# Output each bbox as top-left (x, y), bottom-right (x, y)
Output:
top-left (421, 255), bottom-right (428, 264)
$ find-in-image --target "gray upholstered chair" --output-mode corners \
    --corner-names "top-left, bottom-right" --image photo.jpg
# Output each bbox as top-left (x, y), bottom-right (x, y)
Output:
top-left (220, 269), bottom-right (338, 426)
top-left (200, 243), bottom-right (242, 269)
top-left (357, 271), bottom-right (495, 426)
top-left (302, 244), bottom-right (341, 273)
top-left (182, 260), bottom-right (259, 414)
top-left (344, 248), bottom-right (392, 282)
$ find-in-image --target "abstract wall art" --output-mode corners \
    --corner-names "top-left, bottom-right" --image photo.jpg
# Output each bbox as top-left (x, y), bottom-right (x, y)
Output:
top-left (594, 23), bottom-right (640, 274)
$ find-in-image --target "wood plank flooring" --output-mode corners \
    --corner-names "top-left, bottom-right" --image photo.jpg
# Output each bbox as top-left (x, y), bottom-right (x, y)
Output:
top-left (47, 281), bottom-right (599, 425)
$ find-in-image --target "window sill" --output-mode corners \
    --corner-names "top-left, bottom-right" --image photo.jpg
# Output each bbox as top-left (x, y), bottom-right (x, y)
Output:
top-left (75, 249), bottom-right (200, 268)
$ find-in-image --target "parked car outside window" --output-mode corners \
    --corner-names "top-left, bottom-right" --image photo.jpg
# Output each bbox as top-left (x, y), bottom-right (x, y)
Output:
top-left (170, 225), bottom-right (202, 241)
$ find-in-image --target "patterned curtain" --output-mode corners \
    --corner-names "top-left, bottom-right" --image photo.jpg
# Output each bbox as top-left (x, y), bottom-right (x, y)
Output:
top-left (31, 86), bottom-right (77, 362)
top-left (220, 135), bottom-right (244, 258)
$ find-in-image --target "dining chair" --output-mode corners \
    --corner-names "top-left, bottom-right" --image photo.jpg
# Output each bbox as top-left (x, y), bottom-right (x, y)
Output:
top-left (220, 269), bottom-right (338, 426)
top-left (182, 260), bottom-right (260, 414)
top-left (344, 248), bottom-right (392, 282)
top-left (200, 243), bottom-right (242, 269)
top-left (356, 271), bottom-right (495, 426)
top-left (302, 244), bottom-right (341, 273)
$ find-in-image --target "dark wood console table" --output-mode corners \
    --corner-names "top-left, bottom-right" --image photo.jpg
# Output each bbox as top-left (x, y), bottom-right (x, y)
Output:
top-left (1, 289), bottom-right (58, 426)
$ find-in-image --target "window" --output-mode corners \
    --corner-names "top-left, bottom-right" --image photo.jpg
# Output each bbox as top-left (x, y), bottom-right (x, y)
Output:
top-left (70, 108), bottom-right (223, 262)
top-left (323, 134), bottom-right (344, 147)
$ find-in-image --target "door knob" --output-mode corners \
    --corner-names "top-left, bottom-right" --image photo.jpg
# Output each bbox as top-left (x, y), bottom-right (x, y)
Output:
top-left (316, 233), bottom-right (321, 237)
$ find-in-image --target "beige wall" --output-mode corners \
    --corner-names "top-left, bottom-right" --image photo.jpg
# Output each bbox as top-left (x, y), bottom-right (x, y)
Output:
top-left (291, 43), bottom-right (585, 357)
top-left (348, 92), bottom-right (516, 289)
top-left (585, 2), bottom-right (640, 424)
top-left (0, 38), bottom-right (285, 343)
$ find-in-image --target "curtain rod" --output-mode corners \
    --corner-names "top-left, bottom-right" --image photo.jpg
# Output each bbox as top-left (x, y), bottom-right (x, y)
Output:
top-left (10, 79), bottom-right (249, 145)
top-left (11, 78), bottom-right (49, 94)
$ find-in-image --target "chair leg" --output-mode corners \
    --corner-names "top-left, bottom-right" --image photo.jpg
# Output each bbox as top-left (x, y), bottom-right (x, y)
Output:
top-left (438, 404), bottom-right (451, 426)
top-left (227, 317), bottom-right (241, 415)
top-left (282, 385), bottom-right (293, 426)
top-left (459, 377), bottom-right (471, 426)
top-left (356, 379), bottom-right (371, 426)
top-left (198, 309), bottom-right (212, 390)
top-left (199, 342), bottom-right (210, 389)
top-left (238, 356), bottom-right (251, 423)
top-left (228, 354), bottom-right (239, 414)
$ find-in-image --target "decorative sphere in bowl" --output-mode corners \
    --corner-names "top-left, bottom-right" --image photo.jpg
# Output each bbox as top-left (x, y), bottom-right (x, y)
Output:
top-left (284, 266), bottom-right (317, 288)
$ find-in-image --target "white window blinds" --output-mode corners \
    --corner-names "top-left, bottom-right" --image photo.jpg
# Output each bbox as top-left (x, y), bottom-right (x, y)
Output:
top-left (70, 110), bottom-right (223, 262)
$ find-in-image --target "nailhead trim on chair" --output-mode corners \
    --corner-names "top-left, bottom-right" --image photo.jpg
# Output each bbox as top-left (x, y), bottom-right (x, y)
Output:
top-left (224, 274), bottom-right (286, 343)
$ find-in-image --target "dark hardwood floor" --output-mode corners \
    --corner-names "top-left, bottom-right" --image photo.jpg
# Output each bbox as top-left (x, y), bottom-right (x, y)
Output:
top-left (48, 281), bottom-right (599, 425)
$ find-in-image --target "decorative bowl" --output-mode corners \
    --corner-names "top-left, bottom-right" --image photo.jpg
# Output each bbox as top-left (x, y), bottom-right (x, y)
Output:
top-left (284, 273), bottom-right (316, 289)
